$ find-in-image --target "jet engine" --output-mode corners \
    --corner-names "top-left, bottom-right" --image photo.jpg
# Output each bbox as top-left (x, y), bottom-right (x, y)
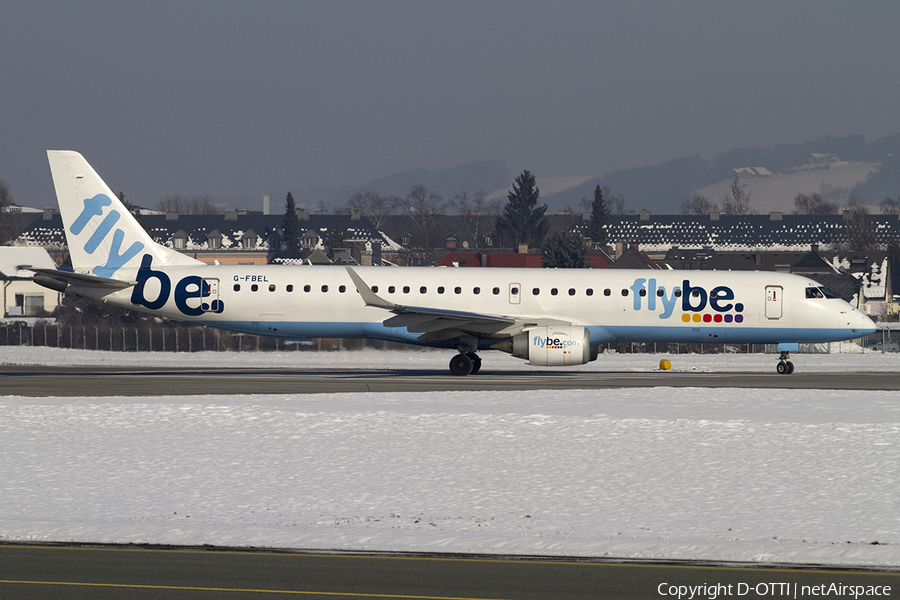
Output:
top-left (511, 325), bottom-right (597, 366)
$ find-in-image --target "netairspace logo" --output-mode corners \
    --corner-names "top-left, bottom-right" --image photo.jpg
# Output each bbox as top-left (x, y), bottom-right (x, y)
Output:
top-left (657, 581), bottom-right (892, 599)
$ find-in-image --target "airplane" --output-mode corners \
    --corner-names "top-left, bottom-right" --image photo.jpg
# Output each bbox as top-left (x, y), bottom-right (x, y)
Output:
top-left (32, 150), bottom-right (877, 376)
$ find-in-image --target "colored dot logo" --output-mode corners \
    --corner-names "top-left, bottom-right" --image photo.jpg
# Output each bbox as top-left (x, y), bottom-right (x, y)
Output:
top-left (682, 313), bottom-right (743, 323)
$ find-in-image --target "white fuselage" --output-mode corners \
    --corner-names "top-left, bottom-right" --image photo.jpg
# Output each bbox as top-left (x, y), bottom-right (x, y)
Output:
top-left (81, 264), bottom-right (874, 350)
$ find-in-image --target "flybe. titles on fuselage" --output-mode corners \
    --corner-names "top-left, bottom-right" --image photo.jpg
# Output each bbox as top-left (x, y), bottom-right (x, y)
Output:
top-left (630, 278), bottom-right (745, 323)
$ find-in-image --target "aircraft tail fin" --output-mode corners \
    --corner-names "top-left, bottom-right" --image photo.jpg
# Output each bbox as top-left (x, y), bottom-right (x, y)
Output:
top-left (46, 150), bottom-right (203, 278)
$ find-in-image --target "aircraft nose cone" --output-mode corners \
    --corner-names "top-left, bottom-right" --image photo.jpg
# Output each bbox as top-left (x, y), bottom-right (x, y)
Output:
top-left (852, 311), bottom-right (877, 336)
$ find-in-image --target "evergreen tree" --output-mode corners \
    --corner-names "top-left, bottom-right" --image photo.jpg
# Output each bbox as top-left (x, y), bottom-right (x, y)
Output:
top-left (327, 225), bottom-right (347, 258)
top-left (542, 230), bottom-right (587, 268)
top-left (0, 177), bottom-right (16, 244)
top-left (493, 170), bottom-right (548, 248)
top-left (588, 184), bottom-right (610, 247)
top-left (281, 192), bottom-right (300, 253)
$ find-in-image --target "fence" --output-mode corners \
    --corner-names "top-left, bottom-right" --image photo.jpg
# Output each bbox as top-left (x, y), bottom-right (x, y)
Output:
top-left (0, 321), bottom-right (390, 352)
top-left (1, 320), bottom-right (895, 353)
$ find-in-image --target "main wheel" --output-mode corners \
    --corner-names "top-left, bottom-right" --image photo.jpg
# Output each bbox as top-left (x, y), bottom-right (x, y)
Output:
top-left (785, 360), bottom-right (794, 374)
top-left (449, 353), bottom-right (474, 376)
top-left (467, 352), bottom-right (482, 374)
top-left (777, 361), bottom-right (788, 374)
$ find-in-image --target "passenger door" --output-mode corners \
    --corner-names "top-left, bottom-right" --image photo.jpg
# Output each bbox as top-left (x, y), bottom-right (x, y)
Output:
top-left (765, 285), bottom-right (783, 319)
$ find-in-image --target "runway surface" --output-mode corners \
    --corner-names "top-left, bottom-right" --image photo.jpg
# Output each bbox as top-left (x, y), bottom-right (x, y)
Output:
top-left (4, 364), bottom-right (898, 598)
top-left (3, 364), bottom-right (900, 396)
top-left (1, 544), bottom-right (897, 600)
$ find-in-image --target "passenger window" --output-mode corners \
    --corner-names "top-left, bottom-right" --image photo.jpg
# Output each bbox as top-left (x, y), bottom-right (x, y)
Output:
top-left (234, 284), bottom-right (241, 292)
top-left (492, 287), bottom-right (500, 295)
top-left (639, 289), bottom-right (647, 297)
top-left (551, 288), bottom-right (558, 296)
top-left (269, 284), bottom-right (276, 292)
top-left (286, 284), bottom-right (294, 292)
top-left (420, 286), bottom-right (427, 294)
top-left (388, 286), bottom-right (395, 293)
top-left (586, 289), bottom-right (593, 296)
top-left (674, 289), bottom-right (682, 297)
top-left (455, 287), bottom-right (462, 294)
top-left (438, 286), bottom-right (444, 294)
top-left (372, 285), bottom-right (378, 293)
top-left (657, 289), bottom-right (664, 296)
top-left (321, 285), bottom-right (328, 293)
top-left (533, 288), bottom-right (540, 295)
top-left (304, 285), bottom-right (311, 292)
top-left (621, 289), bottom-right (629, 296)
top-left (511, 287), bottom-right (519, 295)
top-left (339, 285), bottom-right (346, 293)
top-left (568, 288), bottom-right (576, 296)
top-left (473, 287), bottom-right (481, 295)
top-left (604, 289), bottom-right (611, 296)
top-left (251, 284), bottom-right (258, 292)
top-left (692, 290), bottom-right (701, 297)
top-left (403, 286), bottom-right (410, 293)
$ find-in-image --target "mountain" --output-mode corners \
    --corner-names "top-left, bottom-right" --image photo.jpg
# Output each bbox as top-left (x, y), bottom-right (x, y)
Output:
top-left (214, 134), bottom-right (900, 215)
top-left (541, 133), bottom-right (900, 215)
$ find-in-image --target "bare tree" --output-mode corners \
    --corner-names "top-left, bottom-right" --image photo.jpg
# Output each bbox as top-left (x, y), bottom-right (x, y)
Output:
top-left (720, 174), bottom-right (751, 215)
top-left (451, 190), bottom-right (496, 250)
top-left (405, 185), bottom-right (446, 259)
top-left (681, 194), bottom-right (719, 215)
top-left (842, 200), bottom-right (878, 251)
top-left (158, 194), bottom-right (221, 214)
top-left (607, 189), bottom-right (626, 214)
top-left (794, 193), bottom-right (839, 215)
top-left (345, 190), bottom-right (403, 229)
top-left (879, 196), bottom-right (900, 216)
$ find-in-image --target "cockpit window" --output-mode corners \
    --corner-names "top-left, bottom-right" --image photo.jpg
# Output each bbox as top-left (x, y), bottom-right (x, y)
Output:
top-left (806, 287), bottom-right (824, 299)
top-left (819, 286), bottom-right (841, 299)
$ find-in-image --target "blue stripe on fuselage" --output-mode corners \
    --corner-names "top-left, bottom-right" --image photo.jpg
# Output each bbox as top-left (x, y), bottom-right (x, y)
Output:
top-left (201, 320), bottom-right (866, 347)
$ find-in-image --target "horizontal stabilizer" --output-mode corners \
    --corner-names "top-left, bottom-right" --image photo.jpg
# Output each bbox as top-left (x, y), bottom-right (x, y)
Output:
top-left (31, 268), bottom-right (136, 293)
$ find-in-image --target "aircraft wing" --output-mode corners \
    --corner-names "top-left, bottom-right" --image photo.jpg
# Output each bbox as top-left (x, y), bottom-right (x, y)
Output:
top-left (31, 268), bottom-right (136, 293)
top-left (345, 267), bottom-right (570, 342)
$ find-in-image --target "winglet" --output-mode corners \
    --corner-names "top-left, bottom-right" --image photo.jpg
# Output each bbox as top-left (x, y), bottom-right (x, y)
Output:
top-left (345, 267), bottom-right (402, 311)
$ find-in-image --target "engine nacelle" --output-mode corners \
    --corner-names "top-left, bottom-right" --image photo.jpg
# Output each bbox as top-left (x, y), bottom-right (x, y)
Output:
top-left (511, 326), bottom-right (596, 366)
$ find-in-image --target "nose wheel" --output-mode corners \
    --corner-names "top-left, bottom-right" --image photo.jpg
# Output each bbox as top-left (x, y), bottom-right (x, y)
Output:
top-left (776, 351), bottom-right (794, 375)
top-left (449, 352), bottom-right (482, 376)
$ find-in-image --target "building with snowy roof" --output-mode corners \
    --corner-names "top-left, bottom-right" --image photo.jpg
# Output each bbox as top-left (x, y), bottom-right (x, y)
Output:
top-left (14, 210), bottom-right (403, 266)
top-left (0, 246), bottom-right (61, 317)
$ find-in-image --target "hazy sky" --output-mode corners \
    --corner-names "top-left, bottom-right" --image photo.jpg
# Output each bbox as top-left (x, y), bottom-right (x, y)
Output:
top-left (3, 1), bottom-right (899, 209)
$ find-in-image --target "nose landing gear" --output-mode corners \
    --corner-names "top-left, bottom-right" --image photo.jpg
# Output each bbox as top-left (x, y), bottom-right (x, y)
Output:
top-left (449, 352), bottom-right (482, 376)
top-left (776, 351), bottom-right (794, 375)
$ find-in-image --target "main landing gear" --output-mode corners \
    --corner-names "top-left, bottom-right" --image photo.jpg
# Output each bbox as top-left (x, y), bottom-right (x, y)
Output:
top-left (449, 352), bottom-right (482, 376)
top-left (776, 351), bottom-right (794, 375)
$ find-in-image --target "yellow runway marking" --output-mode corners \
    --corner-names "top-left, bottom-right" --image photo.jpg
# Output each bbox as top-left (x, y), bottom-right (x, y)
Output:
top-left (1, 579), bottom-right (511, 600)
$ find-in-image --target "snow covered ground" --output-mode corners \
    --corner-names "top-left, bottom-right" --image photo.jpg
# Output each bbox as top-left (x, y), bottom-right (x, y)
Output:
top-left (1, 347), bottom-right (899, 567)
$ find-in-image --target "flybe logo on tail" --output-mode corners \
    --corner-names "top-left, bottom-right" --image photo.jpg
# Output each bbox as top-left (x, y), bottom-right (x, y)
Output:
top-left (71, 194), bottom-right (145, 277)
top-left (630, 278), bottom-right (745, 323)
